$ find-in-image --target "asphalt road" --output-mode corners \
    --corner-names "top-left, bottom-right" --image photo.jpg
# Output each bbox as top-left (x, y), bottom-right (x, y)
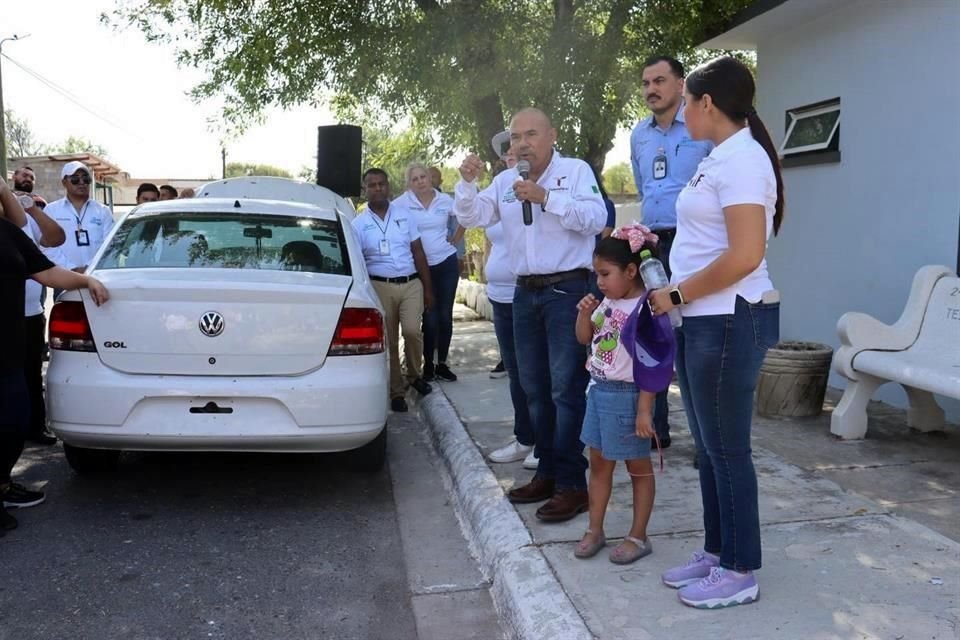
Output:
top-left (1, 440), bottom-right (418, 640)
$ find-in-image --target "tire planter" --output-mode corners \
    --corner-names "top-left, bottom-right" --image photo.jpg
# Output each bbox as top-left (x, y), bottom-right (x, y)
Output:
top-left (756, 341), bottom-right (834, 418)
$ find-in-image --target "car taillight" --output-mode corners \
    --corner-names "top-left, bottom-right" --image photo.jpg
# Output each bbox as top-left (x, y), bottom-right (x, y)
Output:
top-left (49, 301), bottom-right (97, 352)
top-left (329, 308), bottom-right (384, 356)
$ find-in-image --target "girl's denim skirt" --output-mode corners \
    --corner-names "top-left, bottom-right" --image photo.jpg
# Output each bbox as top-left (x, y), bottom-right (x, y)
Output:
top-left (581, 379), bottom-right (651, 461)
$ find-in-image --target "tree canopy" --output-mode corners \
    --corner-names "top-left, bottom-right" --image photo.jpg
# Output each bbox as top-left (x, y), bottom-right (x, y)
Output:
top-left (225, 162), bottom-right (293, 178)
top-left (602, 162), bottom-right (637, 195)
top-left (51, 136), bottom-right (110, 158)
top-left (108, 0), bottom-right (750, 170)
top-left (4, 109), bottom-right (45, 157)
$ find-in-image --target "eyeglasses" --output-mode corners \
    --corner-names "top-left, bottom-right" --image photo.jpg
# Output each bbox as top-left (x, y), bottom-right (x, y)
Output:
top-left (68, 175), bottom-right (92, 185)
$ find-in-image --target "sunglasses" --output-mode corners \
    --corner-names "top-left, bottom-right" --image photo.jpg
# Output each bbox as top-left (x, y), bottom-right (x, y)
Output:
top-left (68, 175), bottom-right (92, 185)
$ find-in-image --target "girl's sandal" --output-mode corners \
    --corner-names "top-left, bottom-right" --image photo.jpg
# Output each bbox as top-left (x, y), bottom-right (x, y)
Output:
top-left (609, 535), bottom-right (653, 565)
top-left (574, 530), bottom-right (607, 559)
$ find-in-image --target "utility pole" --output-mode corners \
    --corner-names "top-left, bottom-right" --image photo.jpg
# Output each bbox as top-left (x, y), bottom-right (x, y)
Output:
top-left (221, 146), bottom-right (226, 179)
top-left (0, 33), bottom-right (29, 180)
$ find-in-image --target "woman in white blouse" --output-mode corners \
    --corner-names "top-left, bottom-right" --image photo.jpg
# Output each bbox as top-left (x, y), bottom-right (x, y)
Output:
top-left (395, 163), bottom-right (465, 382)
top-left (648, 57), bottom-right (784, 609)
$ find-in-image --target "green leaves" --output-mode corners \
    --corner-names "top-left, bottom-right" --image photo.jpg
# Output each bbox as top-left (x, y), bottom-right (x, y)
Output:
top-left (111, 0), bottom-right (752, 169)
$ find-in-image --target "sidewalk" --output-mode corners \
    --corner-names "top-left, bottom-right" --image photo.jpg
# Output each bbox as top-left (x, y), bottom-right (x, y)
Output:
top-left (417, 303), bottom-right (960, 640)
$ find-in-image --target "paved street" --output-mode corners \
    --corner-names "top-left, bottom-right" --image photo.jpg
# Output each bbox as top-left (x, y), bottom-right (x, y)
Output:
top-left (0, 414), bottom-right (502, 640)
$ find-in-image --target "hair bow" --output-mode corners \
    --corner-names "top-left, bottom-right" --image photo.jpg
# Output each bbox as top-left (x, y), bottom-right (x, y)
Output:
top-left (611, 222), bottom-right (658, 253)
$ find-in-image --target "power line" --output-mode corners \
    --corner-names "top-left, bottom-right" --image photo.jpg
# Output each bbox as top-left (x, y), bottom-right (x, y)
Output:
top-left (1, 52), bottom-right (145, 141)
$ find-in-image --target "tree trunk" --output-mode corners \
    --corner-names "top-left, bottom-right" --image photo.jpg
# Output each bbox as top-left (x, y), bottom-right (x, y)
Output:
top-left (472, 93), bottom-right (506, 163)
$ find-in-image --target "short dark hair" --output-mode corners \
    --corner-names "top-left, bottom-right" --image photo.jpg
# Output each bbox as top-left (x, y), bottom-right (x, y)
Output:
top-left (15, 166), bottom-right (34, 174)
top-left (362, 168), bottom-right (389, 183)
top-left (643, 55), bottom-right (684, 78)
top-left (137, 182), bottom-right (160, 198)
top-left (159, 184), bottom-right (178, 198)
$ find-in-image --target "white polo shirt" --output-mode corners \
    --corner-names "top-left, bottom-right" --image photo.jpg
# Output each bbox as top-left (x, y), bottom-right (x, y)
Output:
top-left (21, 219), bottom-right (44, 317)
top-left (351, 205), bottom-right (421, 278)
top-left (671, 127), bottom-right (777, 317)
top-left (21, 218), bottom-right (71, 315)
top-left (454, 151), bottom-right (606, 277)
top-left (45, 197), bottom-right (115, 269)
top-left (393, 189), bottom-right (457, 267)
top-left (483, 223), bottom-right (515, 304)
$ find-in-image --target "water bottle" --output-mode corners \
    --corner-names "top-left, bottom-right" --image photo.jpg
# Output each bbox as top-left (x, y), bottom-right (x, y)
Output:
top-left (639, 250), bottom-right (682, 328)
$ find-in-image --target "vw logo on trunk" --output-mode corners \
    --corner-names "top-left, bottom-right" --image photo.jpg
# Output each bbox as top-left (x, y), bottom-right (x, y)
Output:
top-left (199, 311), bottom-right (225, 337)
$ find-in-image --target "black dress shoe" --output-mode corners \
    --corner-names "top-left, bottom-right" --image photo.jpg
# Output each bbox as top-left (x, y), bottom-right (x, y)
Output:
top-left (435, 363), bottom-right (457, 382)
top-left (0, 505), bottom-right (18, 532)
top-left (391, 397), bottom-right (408, 412)
top-left (26, 431), bottom-right (58, 446)
top-left (422, 362), bottom-right (436, 382)
top-left (410, 378), bottom-right (432, 396)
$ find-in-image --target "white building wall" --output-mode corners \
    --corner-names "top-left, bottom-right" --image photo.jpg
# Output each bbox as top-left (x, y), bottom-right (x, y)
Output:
top-left (754, 0), bottom-right (960, 418)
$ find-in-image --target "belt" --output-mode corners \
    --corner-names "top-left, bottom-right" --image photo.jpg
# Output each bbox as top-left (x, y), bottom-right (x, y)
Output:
top-left (516, 269), bottom-right (590, 291)
top-left (371, 273), bottom-right (420, 284)
top-left (652, 227), bottom-right (676, 241)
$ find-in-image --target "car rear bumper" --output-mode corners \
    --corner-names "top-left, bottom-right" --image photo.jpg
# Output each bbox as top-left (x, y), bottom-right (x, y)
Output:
top-left (47, 351), bottom-right (388, 453)
top-left (50, 424), bottom-right (385, 453)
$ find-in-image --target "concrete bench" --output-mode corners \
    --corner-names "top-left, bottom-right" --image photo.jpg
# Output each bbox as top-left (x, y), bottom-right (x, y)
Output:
top-left (831, 265), bottom-right (960, 439)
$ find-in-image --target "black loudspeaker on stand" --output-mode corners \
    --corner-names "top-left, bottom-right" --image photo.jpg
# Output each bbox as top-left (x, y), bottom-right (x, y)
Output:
top-left (316, 125), bottom-right (362, 198)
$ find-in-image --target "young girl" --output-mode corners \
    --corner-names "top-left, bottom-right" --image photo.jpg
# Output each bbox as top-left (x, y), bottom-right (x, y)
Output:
top-left (574, 224), bottom-right (674, 564)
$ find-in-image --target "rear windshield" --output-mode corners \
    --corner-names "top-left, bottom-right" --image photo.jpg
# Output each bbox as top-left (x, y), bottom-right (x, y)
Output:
top-left (97, 213), bottom-right (350, 275)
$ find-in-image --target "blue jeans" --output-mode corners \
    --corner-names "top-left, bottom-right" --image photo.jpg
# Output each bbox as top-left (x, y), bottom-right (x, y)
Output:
top-left (675, 295), bottom-right (779, 572)
top-left (513, 276), bottom-right (591, 490)
top-left (491, 300), bottom-right (534, 447)
top-left (423, 253), bottom-right (460, 366)
top-left (653, 231), bottom-right (674, 439)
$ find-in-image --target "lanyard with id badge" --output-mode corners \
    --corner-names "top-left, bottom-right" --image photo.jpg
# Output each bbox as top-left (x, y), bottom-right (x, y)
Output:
top-left (74, 201), bottom-right (91, 247)
top-left (653, 147), bottom-right (667, 180)
top-left (373, 212), bottom-right (391, 256)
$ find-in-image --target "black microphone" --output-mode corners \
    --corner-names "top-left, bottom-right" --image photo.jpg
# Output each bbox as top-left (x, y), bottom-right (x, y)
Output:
top-left (517, 160), bottom-right (533, 226)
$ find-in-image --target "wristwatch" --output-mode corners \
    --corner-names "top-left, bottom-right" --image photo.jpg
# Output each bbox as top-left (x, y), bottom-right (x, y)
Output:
top-left (18, 194), bottom-right (34, 210)
top-left (669, 286), bottom-right (686, 306)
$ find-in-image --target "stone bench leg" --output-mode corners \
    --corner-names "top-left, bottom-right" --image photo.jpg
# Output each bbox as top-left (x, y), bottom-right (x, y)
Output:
top-left (831, 374), bottom-right (884, 440)
top-left (903, 385), bottom-right (945, 433)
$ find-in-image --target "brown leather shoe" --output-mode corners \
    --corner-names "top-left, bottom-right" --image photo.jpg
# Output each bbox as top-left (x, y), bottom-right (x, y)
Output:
top-left (535, 489), bottom-right (589, 522)
top-left (507, 477), bottom-right (555, 504)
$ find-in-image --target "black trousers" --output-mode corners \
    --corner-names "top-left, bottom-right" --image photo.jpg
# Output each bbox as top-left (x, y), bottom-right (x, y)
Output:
top-left (24, 313), bottom-right (47, 437)
top-left (0, 369), bottom-right (29, 483)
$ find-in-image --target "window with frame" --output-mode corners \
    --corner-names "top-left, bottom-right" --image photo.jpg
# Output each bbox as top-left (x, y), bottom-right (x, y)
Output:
top-left (780, 98), bottom-right (840, 167)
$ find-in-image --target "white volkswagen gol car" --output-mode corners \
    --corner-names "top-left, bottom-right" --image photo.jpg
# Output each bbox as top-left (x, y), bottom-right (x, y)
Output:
top-left (46, 187), bottom-right (389, 473)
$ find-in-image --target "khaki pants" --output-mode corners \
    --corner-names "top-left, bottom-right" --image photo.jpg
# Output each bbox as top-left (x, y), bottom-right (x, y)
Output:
top-left (372, 279), bottom-right (424, 399)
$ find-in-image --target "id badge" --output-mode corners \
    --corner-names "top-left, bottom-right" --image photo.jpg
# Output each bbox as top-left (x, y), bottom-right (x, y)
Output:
top-left (653, 148), bottom-right (667, 180)
top-left (75, 229), bottom-right (91, 247)
top-left (379, 239), bottom-right (391, 256)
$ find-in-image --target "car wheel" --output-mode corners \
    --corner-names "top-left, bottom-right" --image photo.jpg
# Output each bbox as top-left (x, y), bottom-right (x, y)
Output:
top-left (348, 427), bottom-right (387, 472)
top-left (63, 444), bottom-right (121, 474)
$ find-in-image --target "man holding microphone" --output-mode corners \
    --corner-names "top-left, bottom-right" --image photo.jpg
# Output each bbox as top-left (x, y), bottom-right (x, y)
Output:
top-left (455, 108), bottom-right (606, 523)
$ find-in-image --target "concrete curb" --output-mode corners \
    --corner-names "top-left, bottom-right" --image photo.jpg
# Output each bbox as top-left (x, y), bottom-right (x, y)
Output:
top-left (418, 390), bottom-right (594, 640)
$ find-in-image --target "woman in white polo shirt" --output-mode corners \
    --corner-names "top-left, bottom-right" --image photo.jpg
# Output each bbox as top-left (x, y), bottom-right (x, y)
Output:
top-left (395, 163), bottom-right (464, 383)
top-left (648, 57), bottom-right (784, 609)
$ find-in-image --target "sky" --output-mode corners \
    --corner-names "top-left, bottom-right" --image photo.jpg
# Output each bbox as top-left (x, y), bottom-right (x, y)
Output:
top-left (2, 0), bottom-right (632, 181)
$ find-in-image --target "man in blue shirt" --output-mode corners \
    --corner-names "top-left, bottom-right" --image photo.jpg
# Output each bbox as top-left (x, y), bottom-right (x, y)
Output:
top-left (630, 55), bottom-right (713, 449)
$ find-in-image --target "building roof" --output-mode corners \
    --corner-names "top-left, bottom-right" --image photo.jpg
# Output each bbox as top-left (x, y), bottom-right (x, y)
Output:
top-left (698, 0), bottom-right (837, 50)
top-left (10, 152), bottom-right (127, 182)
